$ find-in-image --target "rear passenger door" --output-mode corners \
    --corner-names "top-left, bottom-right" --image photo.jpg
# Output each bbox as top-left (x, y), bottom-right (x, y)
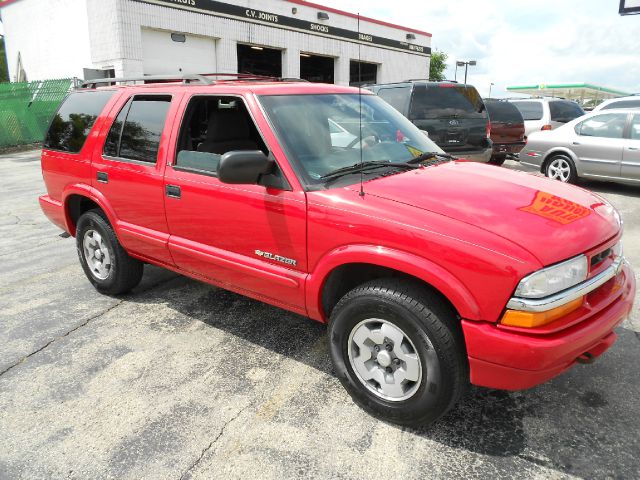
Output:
top-left (92, 93), bottom-right (180, 265)
top-left (571, 113), bottom-right (627, 178)
top-left (622, 113), bottom-right (640, 181)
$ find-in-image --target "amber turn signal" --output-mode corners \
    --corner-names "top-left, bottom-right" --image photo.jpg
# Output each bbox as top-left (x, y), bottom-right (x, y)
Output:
top-left (501, 297), bottom-right (584, 328)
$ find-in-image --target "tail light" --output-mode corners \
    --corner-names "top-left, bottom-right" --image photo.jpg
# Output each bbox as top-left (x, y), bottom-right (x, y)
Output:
top-left (486, 121), bottom-right (491, 138)
top-left (541, 124), bottom-right (552, 131)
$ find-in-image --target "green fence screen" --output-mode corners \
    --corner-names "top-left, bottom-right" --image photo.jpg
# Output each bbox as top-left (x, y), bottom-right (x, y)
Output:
top-left (0, 79), bottom-right (74, 148)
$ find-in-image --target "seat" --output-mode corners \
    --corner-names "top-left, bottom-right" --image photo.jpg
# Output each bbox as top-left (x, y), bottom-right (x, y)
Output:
top-left (197, 109), bottom-right (259, 154)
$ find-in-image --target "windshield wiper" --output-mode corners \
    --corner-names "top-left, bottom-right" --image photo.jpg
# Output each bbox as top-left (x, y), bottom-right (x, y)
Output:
top-left (406, 152), bottom-right (457, 164)
top-left (319, 161), bottom-right (417, 181)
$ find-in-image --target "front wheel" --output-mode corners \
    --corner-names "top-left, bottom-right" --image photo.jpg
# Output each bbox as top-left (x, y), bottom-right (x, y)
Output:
top-left (76, 210), bottom-right (143, 295)
top-left (545, 154), bottom-right (577, 183)
top-left (328, 279), bottom-right (468, 426)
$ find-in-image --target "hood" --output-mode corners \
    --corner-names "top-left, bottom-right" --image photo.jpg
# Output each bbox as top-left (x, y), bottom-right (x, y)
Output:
top-left (350, 161), bottom-right (620, 266)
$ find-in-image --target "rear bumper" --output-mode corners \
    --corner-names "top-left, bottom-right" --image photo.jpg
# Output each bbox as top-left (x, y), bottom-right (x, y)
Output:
top-left (492, 141), bottom-right (526, 155)
top-left (39, 195), bottom-right (68, 232)
top-left (462, 263), bottom-right (635, 390)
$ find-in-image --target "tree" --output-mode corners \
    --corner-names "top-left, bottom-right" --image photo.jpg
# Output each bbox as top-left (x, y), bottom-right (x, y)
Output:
top-left (429, 50), bottom-right (448, 82)
top-left (0, 35), bottom-right (8, 82)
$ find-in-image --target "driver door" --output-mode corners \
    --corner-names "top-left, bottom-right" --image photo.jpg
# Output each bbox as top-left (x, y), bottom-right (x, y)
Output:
top-left (163, 94), bottom-right (307, 312)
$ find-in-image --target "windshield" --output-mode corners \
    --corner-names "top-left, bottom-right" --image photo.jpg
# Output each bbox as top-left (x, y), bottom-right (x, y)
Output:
top-left (259, 94), bottom-right (444, 188)
top-left (409, 85), bottom-right (486, 120)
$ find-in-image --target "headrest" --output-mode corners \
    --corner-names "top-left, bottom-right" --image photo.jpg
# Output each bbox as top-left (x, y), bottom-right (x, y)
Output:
top-left (206, 109), bottom-right (251, 141)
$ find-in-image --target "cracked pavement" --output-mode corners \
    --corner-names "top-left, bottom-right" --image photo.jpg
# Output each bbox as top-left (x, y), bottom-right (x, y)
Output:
top-left (0, 150), bottom-right (639, 479)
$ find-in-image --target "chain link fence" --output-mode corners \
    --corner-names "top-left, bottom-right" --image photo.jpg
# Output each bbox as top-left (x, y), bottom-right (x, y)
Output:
top-left (0, 79), bottom-right (74, 149)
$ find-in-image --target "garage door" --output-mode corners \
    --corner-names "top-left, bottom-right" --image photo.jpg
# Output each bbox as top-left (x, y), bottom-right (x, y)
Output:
top-left (141, 29), bottom-right (216, 76)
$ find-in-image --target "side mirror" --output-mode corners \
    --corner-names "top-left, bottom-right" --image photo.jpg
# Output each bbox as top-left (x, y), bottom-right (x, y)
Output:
top-left (217, 150), bottom-right (274, 185)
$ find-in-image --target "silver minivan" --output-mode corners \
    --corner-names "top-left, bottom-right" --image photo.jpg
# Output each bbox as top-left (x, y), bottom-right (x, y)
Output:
top-left (508, 98), bottom-right (585, 137)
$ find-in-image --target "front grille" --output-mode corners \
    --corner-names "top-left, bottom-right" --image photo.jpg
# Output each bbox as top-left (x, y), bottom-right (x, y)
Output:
top-left (591, 247), bottom-right (612, 268)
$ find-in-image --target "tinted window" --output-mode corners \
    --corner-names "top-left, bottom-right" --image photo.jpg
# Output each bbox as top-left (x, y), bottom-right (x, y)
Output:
top-left (104, 96), bottom-right (171, 163)
top-left (485, 101), bottom-right (523, 123)
top-left (103, 99), bottom-right (130, 157)
top-left (409, 85), bottom-right (486, 119)
top-left (44, 90), bottom-right (115, 153)
top-left (549, 101), bottom-right (584, 122)
top-left (575, 113), bottom-right (626, 139)
top-left (601, 99), bottom-right (640, 110)
top-left (377, 87), bottom-right (410, 114)
top-left (629, 115), bottom-right (640, 140)
top-left (511, 101), bottom-right (543, 121)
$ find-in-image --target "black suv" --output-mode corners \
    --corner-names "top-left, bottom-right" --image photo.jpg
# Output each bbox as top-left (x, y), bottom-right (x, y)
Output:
top-left (367, 81), bottom-right (492, 162)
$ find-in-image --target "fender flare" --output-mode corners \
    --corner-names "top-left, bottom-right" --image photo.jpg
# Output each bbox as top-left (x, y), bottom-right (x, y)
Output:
top-left (305, 244), bottom-right (481, 322)
top-left (61, 184), bottom-right (119, 236)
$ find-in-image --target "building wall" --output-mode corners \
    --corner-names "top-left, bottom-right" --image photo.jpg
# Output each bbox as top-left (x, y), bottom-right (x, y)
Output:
top-left (88, 0), bottom-right (431, 84)
top-left (2, 0), bottom-right (92, 81)
top-left (2, 0), bottom-right (431, 84)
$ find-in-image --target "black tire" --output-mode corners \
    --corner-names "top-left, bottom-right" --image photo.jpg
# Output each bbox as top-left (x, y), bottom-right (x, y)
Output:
top-left (489, 154), bottom-right (506, 166)
top-left (544, 154), bottom-right (578, 183)
top-left (328, 278), bottom-right (468, 426)
top-left (76, 209), bottom-right (143, 295)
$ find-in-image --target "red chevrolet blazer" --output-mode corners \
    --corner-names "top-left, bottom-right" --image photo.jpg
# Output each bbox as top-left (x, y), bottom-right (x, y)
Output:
top-left (39, 75), bottom-right (635, 426)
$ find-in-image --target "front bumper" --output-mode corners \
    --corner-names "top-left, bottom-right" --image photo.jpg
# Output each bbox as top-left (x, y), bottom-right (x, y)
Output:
top-left (462, 263), bottom-right (635, 390)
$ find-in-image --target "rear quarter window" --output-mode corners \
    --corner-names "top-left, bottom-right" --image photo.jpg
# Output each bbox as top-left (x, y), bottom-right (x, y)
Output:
top-left (377, 87), bottom-right (410, 114)
top-left (485, 101), bottom-right (523, 123)
top-left (549, 101), bottom-right (584, 122)
top-left (511, 101), bottom-right (543, 121)
top-left (44, 90), bottom-right (115, 153)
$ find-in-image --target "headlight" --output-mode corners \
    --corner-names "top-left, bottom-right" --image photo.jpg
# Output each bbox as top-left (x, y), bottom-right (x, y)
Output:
top-left (515, 255), bottom-right (588, 299)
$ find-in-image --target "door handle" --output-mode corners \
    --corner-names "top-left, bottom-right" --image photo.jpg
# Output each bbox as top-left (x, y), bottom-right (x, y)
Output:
top-left (97, 171), bottom-right (108, 183)
top-left (166, 184), bottom-right (181, 199)
top-left (629, 147), bottom-right (639, 151)
top-left (572, 142), bottom-right (581, 145)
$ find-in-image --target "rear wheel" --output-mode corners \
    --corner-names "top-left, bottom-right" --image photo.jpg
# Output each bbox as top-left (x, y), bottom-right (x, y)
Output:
top-left (545, 154), bottom-right (577, 183)
top-left (489, 154), bottom-right (506, 166)
top-left (76, 210), bottom-right (143, 295)
top-left (328, 279), bottom-right (467, 426)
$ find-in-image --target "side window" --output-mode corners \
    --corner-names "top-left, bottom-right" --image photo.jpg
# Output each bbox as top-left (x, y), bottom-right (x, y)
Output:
top-left (549, 101), bottom-right (584, 123)
top-left (575, 113), bottom-right (626, 139)
top-left (631, 115), bottom-right (640, 140)
top-left (377, 87), bottom-right (409, 114)
top-left (103, 95), bottom-right (171, 163)
top-left (174, 96), bottom-right (268, 176)
top-left (602, 99), bottom-right (640, 111)
top-left (45, 90), bottom-right (115, 153)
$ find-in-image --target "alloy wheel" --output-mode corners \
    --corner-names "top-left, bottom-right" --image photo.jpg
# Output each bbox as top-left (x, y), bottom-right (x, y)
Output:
top-left (82, 229), bottom-right (112, 280)
top-left (347, 318), bottom-right (424, 402)
top-left (547, 157), bottom-right (572, 182)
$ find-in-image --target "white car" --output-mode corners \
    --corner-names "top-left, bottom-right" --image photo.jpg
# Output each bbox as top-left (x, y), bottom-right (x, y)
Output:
top-left (508, 98), bottom-right (585, 137)
top-left (519, 109), bottom-right (640, 184)
top-left (592, 95), bottom-right (640, 112)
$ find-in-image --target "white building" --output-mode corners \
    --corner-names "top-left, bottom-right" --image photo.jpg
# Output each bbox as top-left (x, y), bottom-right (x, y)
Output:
top-left (0, 0), bottom-right (432, 85)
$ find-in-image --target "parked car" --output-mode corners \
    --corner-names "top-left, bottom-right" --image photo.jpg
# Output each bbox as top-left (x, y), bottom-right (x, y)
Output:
top-left (39, 75), bottom-right (635, 427)
top-left (484, 99), bottom-right (526, 165)
top-left (509, 98), bottom-right (585, 137)
top-left (367, 81), bottom-right (492, 162)
top-left (520, 109), bottom-right (640, 184)
top-left (592, 95), bottom-right (640, 112)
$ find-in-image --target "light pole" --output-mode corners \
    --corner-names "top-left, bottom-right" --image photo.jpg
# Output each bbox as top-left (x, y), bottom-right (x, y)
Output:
top-left (456, 60), bottom-right (476, 84)
top-left (488, 82), bottom-right (494, 98)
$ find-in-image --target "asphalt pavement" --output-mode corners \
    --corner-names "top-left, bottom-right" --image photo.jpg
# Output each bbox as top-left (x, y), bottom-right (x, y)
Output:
top-left (1, 150), bottom-right (639, 479)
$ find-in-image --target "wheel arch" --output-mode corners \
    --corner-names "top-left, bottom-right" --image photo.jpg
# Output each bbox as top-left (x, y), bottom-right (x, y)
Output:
top-left (540, 147), bottom-right (579, 175)
top-left (62, 184), bottom-right (118, 236)
top-left (306, 245), bottom-right (482, 323)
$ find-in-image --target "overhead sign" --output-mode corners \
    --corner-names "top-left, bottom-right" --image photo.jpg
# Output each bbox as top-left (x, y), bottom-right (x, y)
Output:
top-left (619, 0), bottom-right (640, 15)
top-left (132, 0), bottom-right (431, 56)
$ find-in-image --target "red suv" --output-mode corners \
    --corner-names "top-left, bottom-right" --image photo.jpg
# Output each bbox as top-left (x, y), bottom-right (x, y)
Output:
top-left (40, 75), bottom-right (635, 426)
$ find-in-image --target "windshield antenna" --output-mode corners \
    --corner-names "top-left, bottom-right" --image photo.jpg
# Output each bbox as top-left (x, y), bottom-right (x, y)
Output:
top-left (357, 13), bottom-right (365, 197)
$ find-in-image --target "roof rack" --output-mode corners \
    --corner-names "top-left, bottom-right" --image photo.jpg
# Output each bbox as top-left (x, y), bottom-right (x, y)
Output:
top-left (79, 73), bottom-right (309, 89)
